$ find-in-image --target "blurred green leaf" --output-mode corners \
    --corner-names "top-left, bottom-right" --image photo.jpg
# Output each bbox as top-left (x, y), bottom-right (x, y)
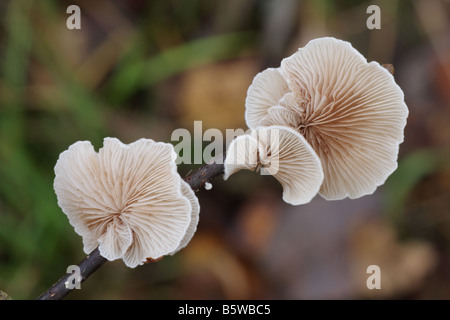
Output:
top-left (103, 32), bottom-right (255, 106)
top-left (384, 148), bottom-right (448, 224)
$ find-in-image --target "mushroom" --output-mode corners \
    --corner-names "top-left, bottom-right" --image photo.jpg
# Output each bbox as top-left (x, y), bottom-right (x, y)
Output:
top-left (224, 126), bottom-right (324, 205)
top-left (245, 37), bottom-right (408, 200)
top-left (54, 137), bottom-right (200, 268)
top-left (204, 182), bottom-right (213, 190)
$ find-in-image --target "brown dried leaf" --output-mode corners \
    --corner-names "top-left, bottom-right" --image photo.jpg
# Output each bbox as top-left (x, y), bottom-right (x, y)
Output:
top-left (349, 220), bottom-right (437, 298)
top-left (177, 59), bottom-right (258, 130)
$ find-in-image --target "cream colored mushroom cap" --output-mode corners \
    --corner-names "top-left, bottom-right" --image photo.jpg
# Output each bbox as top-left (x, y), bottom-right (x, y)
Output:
top-left (54, 137), bottom-right (197, 268)
top-left (224, 126), bottom-right (324, 205)
top-left (245, 37), bottom-right (408, 200)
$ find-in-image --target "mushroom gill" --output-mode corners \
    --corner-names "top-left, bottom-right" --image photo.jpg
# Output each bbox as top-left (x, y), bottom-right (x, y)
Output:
top-left (224, 126), bottom-right (324, 205)
top-left (54, 137), bottom-right (200, 268)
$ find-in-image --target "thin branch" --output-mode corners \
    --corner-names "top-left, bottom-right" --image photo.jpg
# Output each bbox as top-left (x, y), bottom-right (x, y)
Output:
top-left (184, 153), bottom-right (226, 191)
top-left (37, 155), bottom-right (225, 300)
top-left (37, 247), bottom-right (106, 300)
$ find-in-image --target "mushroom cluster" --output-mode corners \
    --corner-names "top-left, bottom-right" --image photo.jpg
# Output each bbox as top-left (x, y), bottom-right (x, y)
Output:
top-left (225, 37), bottom-right (408, 203)
top-left (54, 138), bottom-right (199, 268)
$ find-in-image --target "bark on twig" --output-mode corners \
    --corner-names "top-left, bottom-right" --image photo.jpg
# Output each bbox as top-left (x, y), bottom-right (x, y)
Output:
top-left (37, 155), bottom-right (225, 300)
top-left (184, 153), bottom-right (225, 191)
top-left (36, 247), bottom-right (106, 300)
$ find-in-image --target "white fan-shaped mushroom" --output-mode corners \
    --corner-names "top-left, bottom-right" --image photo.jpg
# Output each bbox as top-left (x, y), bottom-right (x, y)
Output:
top-left (245, 37), bottom-right (408, 200)
top-left (225, 126), bottom-right (324, 205)
top-left (54, 137), bottom-right (199, 268)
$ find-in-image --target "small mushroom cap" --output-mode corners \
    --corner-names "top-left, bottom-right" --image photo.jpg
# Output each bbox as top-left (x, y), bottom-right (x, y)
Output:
top-left (225, 126), bottom-right (324, 205)
top-left (204, 182), bottom-right (213, 190)
top-left (54, 137), bottom-right (198, 268)
top-left (245, 37), bottom-right (408, 200)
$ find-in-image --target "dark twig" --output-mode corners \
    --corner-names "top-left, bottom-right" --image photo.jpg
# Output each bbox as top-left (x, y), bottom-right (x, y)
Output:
top-left (184, 153), bottom-right (225, 191)
top-left (37, 154), bottom-right (225, 300)
top-left (37, 247), bottom-right (106, 300)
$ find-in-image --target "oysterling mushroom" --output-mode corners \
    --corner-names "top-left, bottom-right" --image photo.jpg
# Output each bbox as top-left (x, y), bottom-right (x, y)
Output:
top-left (245, 37), bottom-right (408, 200)
top-left (224, 126), bottom-right (324, 205)
top-left (54, 137), bottom-right (200, 268)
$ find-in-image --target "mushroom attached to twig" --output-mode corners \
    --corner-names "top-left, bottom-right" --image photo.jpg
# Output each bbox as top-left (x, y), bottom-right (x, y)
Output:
top-left (224, 126), bottom-right (324, 205)
top-left (54, 137), bottom-right (200, 268)
top-left (245, 37), bottom-right (409, 200)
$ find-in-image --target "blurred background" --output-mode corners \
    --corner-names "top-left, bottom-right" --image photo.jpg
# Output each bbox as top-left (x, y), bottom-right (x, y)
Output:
top-left (0, 0), bottom-right (449, 300)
